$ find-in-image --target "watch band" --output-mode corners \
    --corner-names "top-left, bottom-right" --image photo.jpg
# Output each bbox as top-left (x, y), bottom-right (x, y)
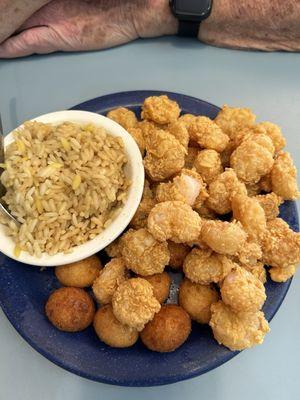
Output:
top-left (178, 20), bottom-right (200, 37)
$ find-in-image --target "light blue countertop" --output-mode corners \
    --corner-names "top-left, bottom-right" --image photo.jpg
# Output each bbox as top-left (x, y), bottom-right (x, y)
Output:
top-left (0, 37), bottom-right (299, 400)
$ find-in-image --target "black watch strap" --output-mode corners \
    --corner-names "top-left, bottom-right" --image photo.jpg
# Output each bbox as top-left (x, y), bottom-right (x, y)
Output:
top-left (178, 20), bottom-right (200, 37)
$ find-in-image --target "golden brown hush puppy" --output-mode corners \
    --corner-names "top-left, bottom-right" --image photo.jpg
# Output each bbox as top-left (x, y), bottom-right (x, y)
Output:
top-left (55, 255), bottom-right (102, 288)
top-left (45, 287), bottom-right (95, 332)
top-left (93, 305), bottom-right (138, 348)
top-left (140, 304), bottom-right (191, 352)
top-left (179, 278), bottom-right (219, 324)
top-left (141, 272), bottom-right (171, 304)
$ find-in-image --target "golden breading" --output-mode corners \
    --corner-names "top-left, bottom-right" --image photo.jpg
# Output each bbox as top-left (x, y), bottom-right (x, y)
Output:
top-left (127, 127), bottom-right (145, 155)
top-left (258, 122), bottom-right (286, 153)
top-left (168, 241), bottom-right (190, 270)
top-left (140, 304), bottom-right (191, 352)
top-left (141, 95), bottom-right (180, 124)
top-left (194, 203), bottom-right (217, 219)
top-left (201, 220), bottom-right (247, 256)
top-left (92, 258), bottom-right (128, 305)
top-left (184, 146), bottom-right (199, 169)
top-left (156, 169), bottom-right (207, 207)
top-left (130, 179), bottom-right (156, 229)
top-left (45, 287), bottom-right (95, 332)
top-left (221, 267), bottom-right (266, 313)
top-left (232, 194), bottom-right (267, 242)
top-left (144, 129), bottom-right (186, 181)
top-left (209, 301), bottom-right (269, 351)
top-left (105, 238), bottom-right (123, 258)
top-left (206, 169), bottom-right (247, 215)
top-left (242, 261), bottom-right (267, 284)
top-left (183, 248), bottom-right (234, 284)
top-left (179, 278), bottom-right (219, 324)
top-left (107, 107), bottom-right (138, 130)
top-left (138, 120), bottom-right (157, 137)
top-left (55, 255), bottom-right (102, 288)
top-left (220, 144), bottom-right (234, 168)
top-left (255, 192), bottom-right (282, 221)
top-left (214, 105), bottom-right (256, 140)
top-left (262, 218), bottom-right (300, 268)
top-left (230, 137), bottom-right (274, 184)
top-left (112, 278), bottom-right (161, 331)
top-left (141, 272), bottom-right (171, 303)
top-left (246, 182), bottom-right (261, 197)
top-left (148, 201), bottom-right (202, 243)
top-left (120, 228), bottom-right (169, 276)
top-left (230, 125), bottom-right (274, 153)
top-left (193, 149), bottom-right (223, 184)
top-left (178, 113), bottom-right (197, 131)
top-left (167, 121), bottom-right (189, 149)
top-left (93, 305), bottom-right (138, 348)
top-left (269, 264), bottom-right (297, 282)
top-left (236, 240), bottom-right (263, 266)
top-left (189, 116), bottom-right (229, 152)
top-left (271, 151), bottom-right (299, 200)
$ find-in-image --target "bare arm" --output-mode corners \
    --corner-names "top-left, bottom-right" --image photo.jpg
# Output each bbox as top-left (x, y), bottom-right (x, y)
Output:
top-left (0, 0), bottom-right (299, 58)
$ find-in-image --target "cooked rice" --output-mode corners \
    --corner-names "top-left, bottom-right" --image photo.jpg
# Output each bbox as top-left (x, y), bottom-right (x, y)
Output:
top-left (0, 121), bottom-right (130, 257)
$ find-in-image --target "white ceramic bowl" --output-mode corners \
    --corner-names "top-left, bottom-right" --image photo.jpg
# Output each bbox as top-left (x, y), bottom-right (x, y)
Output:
top-left (0, 110), bottom-right (144, 267)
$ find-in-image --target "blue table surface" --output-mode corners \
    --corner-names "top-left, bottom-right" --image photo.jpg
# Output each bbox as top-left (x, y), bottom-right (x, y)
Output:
top-left (0, 37), bottom-right (299, 400)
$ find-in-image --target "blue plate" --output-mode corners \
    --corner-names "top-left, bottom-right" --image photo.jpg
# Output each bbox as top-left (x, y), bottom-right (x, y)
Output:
top-left (0, 91), bottom-right (298, 386)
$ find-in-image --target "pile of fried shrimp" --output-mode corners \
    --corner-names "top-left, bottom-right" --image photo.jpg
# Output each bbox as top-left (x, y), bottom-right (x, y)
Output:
top-left (45, 95), bottom-right (300, 353)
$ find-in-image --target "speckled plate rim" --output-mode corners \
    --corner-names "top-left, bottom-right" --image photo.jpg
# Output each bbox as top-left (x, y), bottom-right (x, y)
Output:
top-left (0, 90), bottom-right (298, 387)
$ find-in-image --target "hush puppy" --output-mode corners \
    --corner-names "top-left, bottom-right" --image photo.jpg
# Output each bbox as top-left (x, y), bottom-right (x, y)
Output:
top-left (55, 256), bottom-right (102, 288)
top-left (112, 278), bottom-right (161, 331)
top-left (45, 287), bottom-right (95, 332)
top-left (93, 305), bottom-right (138, 348)
top-left (209, 301), bottom-right (269, 351)
top-left (179, 278), bottom-right (219, 324)
top-left (141, 272), bottom-right (171, 303)
top-left (140, 304), bottom-right (191, 352)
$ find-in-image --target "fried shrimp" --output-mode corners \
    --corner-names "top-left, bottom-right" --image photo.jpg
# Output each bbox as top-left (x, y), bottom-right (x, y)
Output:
top-left (144, 129), bottom-right (186, 181)
top-left (141, 95), bottom-right (180, 125)
top-left (209, 301), bottom-right (269, 351)
top-left (112, 278), bottom-right (161, 331)
top-left (214, 105), bottom-right (256, 140)
top-left (107, 107), bottom-right (138, 130)
top-left (189, 116), bottom-right (229, 152)
top-left (120, 228), bottom-right (170, 276)
top-left (193, 149), bottom-right (223, 184)
top-left (156, 169), bottom-right (207, 207)
top-left (271, 151), bottom-right (299, 200)
top-left (148, 201), bottom-right (202, 243)
top-left (221, 267), bottom-right (266, 313)
top-left (183, 248), bottom-right (234, 284)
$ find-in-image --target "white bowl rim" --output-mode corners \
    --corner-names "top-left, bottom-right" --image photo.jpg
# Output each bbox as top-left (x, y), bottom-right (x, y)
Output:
top-left (0, 110), bottom-right (144, 266)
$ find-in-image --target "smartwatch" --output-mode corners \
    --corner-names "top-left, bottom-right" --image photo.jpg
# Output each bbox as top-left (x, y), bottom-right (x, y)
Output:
top-left (170, 0), bottom-right (213, 37)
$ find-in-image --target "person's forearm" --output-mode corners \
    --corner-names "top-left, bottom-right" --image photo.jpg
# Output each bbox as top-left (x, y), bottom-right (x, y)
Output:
top-left (137, 0), bottom-right (300, 51)
top-left (0, 0), bottom-right (50, 43)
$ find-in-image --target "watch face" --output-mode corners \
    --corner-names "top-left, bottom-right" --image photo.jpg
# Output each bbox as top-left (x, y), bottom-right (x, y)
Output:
top-left (174, 0), bottom-right (212, 17)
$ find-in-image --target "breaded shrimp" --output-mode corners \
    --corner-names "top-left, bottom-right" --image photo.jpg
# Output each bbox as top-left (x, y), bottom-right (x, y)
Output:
top-left (193, 149), bottom-right (223, 184)
top-left (262, 218), bottom-right (300, 268)
top-left (221, 266), bottom-right (266, 313)
top-left (206, 169), bottom-right (247, 215)
top-left (167, 120), bottom-right (189, 149)
top-left (144, 129), bottom-right (186, 181)
top-left (148, 201), bottom-right (202, 243)
top-left (271, 151), bottom-right (299, 200)
top-left (232, 194), bottom-right (267, 242)
top-left (201, 220), bottom-right (247, 256)
top-left (242, 261), bottom-right (267, 284)
top-left (184, 146), bottom-right (199, 169)
top-left (214, 105), bottom-right (256, 140)
top-left (127, 127), bottom-right (145, 155)
top-left (209, 301), bottom-right (269, 351)
top-left (257, 122), bottom-right (286, 153)
top-left (156, 169), bottom-right (207, 207)
top-left (92, 258), bottom-right (128, 305)
top-left (130, 180), bottom-right (156, 229)
top-left (269, 264), bottom-right (297, 282)
top-left (112, 278), bottom-right (161, 331)
top-left (141, 95), bottom-right (180, 125)
top-left (107, 107), bottom-right (138, 130)
top-left (255, 192), bottom-right (282, 221)
top-left (189, 116), bottom-right (229, 152)
top-left (120, 228), bottom-right (170, 276)
top-left (183, 248), bottom-right (234, 284)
